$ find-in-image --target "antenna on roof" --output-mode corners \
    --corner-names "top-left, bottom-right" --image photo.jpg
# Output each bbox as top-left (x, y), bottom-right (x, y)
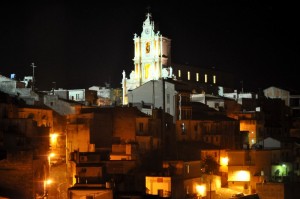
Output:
top-left (240, 80), bottom-right (244, 93)
top-left (31, 62), bottom-right (37, 91)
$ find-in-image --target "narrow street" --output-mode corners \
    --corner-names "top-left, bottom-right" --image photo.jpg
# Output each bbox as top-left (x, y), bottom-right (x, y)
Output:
top-left (48, 162), bottom-right (68, 199)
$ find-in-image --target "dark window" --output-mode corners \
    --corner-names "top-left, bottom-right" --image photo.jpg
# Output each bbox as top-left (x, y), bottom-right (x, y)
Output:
top-left (139, 123), bottom-right (144, 132)
top-left (167, 94), bottom-right (170, 104)
top-left (194, 124), bottom-right (198, 131)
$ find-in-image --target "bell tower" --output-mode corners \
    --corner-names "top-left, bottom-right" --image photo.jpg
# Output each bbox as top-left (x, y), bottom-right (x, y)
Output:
top-left (122, 12), bottom-right (172, 105)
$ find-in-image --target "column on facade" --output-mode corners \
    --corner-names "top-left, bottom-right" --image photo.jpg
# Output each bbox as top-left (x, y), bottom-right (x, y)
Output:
top-left (160, 35), bottom-right (163, 77)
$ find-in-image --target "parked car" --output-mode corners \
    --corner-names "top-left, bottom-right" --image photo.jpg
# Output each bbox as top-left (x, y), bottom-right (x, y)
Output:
top-left (230, 193), bottom-right (244, 198)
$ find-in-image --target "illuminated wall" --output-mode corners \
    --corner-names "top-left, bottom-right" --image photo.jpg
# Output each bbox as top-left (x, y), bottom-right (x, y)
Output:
top-left (228, 170), bottom-right (250, 181)
top-left (239, 119), bottom-right (258, 147)
top-left (17, 107), bottom-right (54, 130)
top-left (146, 176), bottom-right (171, 197)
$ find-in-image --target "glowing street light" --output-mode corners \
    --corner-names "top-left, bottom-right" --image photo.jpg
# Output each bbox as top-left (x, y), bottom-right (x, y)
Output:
top-left (48, 153), bottom-right (55, 170)
top-left (220, 157), bottom-right (229, 166)
top-left (44, 179), bottom-right (52, 198)
top-left (196, 184), bottom-right (206, 198)
top-left (282, 164), bottom-right (287, 176)
top-left (50, 133), bottom-right (58, 152)
top-left (50, 133), bottom-right (58, 143)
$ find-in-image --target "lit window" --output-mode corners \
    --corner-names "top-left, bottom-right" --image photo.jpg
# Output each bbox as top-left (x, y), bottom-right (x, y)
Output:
top-left (181, 123), bottom-right (185, 134)
top-left (185, 164), bottom-right (190, 174)
top-left (205, 74), bottom-right (207, 83)
top-left (235, 170), bottom-right (250, 181)
top-left (187, 71), bottom-right (190, 80)
top-left (146, 42), bottom-right (150, 54)
top-left (213, 75), bottom-right (216, 84)
top-left (145, 64), bottom-right (150, 79)
top-left (196, 73), bottom-right (199, 82)
top-left (178, 70), bottom-right (181, 78)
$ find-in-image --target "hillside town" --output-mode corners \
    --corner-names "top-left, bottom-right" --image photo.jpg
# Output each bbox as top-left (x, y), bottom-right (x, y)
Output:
top-left (1, 12), bottom-right (300, 199)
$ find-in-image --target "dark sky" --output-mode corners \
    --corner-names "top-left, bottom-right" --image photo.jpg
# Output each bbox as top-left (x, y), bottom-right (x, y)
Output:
top-left (0, 1), bottom-right (298, 92)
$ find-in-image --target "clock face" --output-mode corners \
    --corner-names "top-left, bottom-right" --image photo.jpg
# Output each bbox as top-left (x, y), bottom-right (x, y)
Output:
top-left (145, 28), bottom-right (149, 34)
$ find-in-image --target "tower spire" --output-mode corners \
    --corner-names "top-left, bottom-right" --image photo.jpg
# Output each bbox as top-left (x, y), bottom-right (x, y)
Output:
top-left (146, 6), bottom-right (151, 19)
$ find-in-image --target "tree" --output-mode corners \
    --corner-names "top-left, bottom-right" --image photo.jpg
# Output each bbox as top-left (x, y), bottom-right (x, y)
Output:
top-left (201, 155), bottom-right (218, 174)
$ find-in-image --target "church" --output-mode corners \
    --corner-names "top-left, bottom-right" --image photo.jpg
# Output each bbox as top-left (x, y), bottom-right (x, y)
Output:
top-left (122, 13), bottom-right (235, 105)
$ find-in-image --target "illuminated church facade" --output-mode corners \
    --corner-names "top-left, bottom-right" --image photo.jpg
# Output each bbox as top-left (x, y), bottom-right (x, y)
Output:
top-left (122, 13), bottom-right (173, 105)
top-left (122, 13), bottom-right (235, 105)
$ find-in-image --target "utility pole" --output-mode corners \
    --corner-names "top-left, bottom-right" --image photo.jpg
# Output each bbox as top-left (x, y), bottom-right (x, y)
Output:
top-left (31, 63), bottom-right (37, 91)
top-left (241, 80), bottom-right (244, 93)
top-left (162, 78), bottom-right (165, 158)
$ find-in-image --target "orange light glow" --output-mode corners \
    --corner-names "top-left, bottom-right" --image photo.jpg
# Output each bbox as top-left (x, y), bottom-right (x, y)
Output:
top-left (229, 170), bottom-right (250, 181)
top-left (48, 153), bottom-right (55, 167)
top-left (50, 133), bottom-right (58, 142)
top-left (235, 170), bottom-right (250, 181)
top-left (220, 157), bottom-right (229, 166)
top-left (45, 179), bottom-right (52, 185)
top-left (145, 176), bottom-right (171, 196)
top-left (196, 184), bottom-right (206, 196)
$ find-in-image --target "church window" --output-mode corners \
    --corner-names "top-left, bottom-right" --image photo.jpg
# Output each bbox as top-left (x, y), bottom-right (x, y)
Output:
top-left (178, 70), bottom-right (181, 78)
top-left (205, 74), bottom-right (207, 83)
top-left (145, 64), bottom-right (150, 79)
top-left (196, 73), bottom-right (199, 82)
top-left (146, 42), bottom-right (150, 53)
top-left (167, 94), bottom-right (170, 104)
top-left (187, 71), bottom-right (190, 80)
top-left (135, 64), bottom-right (139, 74)
top-left (213, 75), bottom-right (216, 84)
top-left (215, 103), bottom-right (219, 108)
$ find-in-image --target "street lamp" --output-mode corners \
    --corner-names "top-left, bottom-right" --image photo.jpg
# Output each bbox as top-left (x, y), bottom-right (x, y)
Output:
top-left (48, 153), bottom-right (55, 172)
top-left (50, 133), bottom-right (58, 150)
top-left (44, 179), bottom-right (52, 198)
top-left (282, 164), bottom-right (287, 176)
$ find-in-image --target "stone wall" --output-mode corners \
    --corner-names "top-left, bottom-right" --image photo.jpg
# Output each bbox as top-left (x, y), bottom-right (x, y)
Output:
top-left (0, 158), bottom-right (34, 198)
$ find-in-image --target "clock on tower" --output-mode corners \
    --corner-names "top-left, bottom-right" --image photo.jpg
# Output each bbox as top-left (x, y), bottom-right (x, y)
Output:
top-left (145, 28), bottom-right (150, 34)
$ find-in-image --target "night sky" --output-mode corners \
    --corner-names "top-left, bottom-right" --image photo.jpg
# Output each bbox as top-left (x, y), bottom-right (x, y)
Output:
top-left (0, 1), bottom-right (298, 93)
